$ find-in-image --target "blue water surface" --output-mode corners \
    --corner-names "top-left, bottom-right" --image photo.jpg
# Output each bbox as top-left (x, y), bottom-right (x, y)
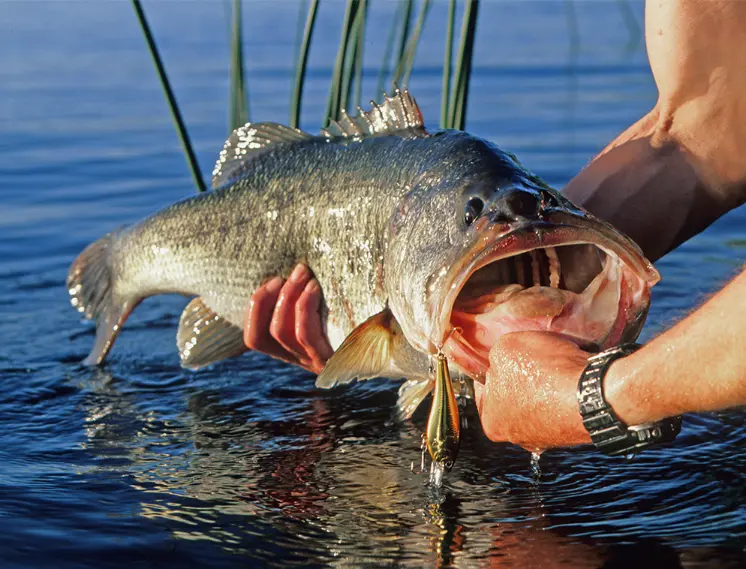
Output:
top-left (1, 2), bottom-right (745, 567)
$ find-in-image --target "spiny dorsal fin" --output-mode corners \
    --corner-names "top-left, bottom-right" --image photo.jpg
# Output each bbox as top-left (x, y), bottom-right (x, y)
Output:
top-left (177, 297), bottom-right (247, 369)
top-left (211, 122), bottom-right (312, 189)
top-left (321, 88), bottom-right (427, 140)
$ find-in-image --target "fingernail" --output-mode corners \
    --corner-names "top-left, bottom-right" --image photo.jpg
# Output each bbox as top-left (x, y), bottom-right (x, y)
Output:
top-left (266, 276), bottom-right (284, 291)
top-left (289, 264), bottom-right (310, 283)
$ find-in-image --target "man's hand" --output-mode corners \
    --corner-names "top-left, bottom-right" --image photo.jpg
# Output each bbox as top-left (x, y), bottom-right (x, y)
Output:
top-left (473, 331), bottom-right (592, 453)
top-left (243, 264), bottom-right (333, 374)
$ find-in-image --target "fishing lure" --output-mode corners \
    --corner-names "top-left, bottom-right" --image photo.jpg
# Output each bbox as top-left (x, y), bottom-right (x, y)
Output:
top-left (425, 352), bottom-right (461, 471)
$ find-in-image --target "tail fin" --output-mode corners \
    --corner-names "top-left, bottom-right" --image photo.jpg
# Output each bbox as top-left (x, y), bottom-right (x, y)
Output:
top-left (67, 231), bottom-right (135, 365)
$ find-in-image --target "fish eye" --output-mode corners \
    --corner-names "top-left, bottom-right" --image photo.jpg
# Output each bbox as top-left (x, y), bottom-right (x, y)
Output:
top-left (464, 197), bottom-right (484, 226)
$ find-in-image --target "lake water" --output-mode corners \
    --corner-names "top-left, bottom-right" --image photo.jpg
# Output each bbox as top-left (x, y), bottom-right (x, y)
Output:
top-left (2, 1), bottom-right (745, 567)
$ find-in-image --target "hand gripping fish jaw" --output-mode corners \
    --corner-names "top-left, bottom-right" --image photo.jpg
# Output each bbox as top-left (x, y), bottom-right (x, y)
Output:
top-left (425, 351), bottom-right (461, 472)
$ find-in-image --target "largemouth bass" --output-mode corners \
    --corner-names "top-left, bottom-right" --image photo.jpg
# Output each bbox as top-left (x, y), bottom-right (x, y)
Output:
top-left (68, 90), bottom-right (658, 417)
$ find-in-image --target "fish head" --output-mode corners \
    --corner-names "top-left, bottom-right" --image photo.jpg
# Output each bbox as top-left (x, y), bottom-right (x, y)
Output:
top-left (385, 138), bottom-right (659, 382)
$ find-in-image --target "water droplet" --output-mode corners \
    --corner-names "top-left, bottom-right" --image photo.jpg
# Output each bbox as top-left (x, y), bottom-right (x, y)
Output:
top-left (530, 452), bottom-right (542, 478)
top-left (429, 461), bottom-right (445, 488)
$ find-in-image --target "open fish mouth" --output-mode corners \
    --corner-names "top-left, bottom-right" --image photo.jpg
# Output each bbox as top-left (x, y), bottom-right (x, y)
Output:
top-left (438, 218), bottom-right (658, 382)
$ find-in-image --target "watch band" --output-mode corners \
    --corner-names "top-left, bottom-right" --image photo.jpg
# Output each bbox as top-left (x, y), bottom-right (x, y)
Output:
top-left (577, 343), bottom-right (682, 456)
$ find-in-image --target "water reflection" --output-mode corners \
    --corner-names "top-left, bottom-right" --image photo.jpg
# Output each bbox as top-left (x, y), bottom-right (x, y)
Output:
top-left (70, 361), bottom-right (746, 568)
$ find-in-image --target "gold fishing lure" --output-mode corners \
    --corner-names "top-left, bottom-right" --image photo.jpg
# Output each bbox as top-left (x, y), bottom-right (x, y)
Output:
top-left (425, 352), bottom-right (461, 471)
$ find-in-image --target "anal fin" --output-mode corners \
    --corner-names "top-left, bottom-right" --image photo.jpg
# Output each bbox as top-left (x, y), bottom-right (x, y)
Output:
top-left (177, 297), bottom-right (247, 369)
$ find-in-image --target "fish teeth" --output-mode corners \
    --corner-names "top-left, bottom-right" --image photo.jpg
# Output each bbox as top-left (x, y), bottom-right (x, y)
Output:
top-left (546, 247), bottom-right (561, 288)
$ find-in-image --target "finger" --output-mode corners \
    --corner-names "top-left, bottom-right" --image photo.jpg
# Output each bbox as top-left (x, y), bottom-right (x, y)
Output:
top-left (269, 264), bottom-right (313, 358)
top-left (295, 279), bottom-right (334, 374)
top-left (245, 276), bottom-right (299, 364)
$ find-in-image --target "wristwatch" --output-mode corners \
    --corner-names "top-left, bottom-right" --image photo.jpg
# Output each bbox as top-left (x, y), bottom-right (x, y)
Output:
top-left (577, 343), bottom-right (682, 456)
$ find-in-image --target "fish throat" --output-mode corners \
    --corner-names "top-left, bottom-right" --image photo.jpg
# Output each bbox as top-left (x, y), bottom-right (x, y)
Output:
top-left (444, 242), bottom-right (627, 381)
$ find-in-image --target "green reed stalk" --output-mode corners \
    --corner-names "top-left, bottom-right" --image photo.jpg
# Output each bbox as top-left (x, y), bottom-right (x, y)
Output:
top-left (293, 0), bottom-right (309, 61)
top-left (324, 0), bottom-right (358, 126)
top-left (394, 0), bottom-right (414, 74)
top-left (393, 0), bottom-right (432, 88)
top-left (291, 0), bottom-right (319, 128)
top-left (448, 0), bottom-right (479, 130)
top-left (131, 0), bottom-right (206, 193)
top-left (340, 0), bottom-right (366, 113)
top-left (229, 0), bottom-right (249, 131)
top-left (352, 0), bottom-right (367, 109)
top-left (440, 0), bottom-right (456, 129)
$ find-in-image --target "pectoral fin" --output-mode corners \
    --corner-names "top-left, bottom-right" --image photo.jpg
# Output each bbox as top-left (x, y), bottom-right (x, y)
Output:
top-left (315, 309), bottom-right (405, 388)
top-left (177, 297), bottom-right (247, 369)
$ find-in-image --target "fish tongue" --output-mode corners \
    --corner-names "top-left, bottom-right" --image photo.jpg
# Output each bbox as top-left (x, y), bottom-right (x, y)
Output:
top-left (452, 286), bottom-right (573, 355)
top-left (452, 283), bottom-right (523, 313)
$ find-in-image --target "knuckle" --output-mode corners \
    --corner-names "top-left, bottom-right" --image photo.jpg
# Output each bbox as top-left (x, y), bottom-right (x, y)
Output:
top-left (295, 304), bottom-right (315, 349)
top-left (268, 315), bottom-right (284, 339)
top-left (271, 323), bottom-right (295, 351)
top-left (244, 330), bottom-right (266, 351)
top-left (296, 325), bottom-right (313, 351)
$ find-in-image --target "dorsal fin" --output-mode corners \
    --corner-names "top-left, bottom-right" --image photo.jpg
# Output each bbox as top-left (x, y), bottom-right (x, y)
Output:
top-left (322, 88), bottom-right (428, 140)
top-left (211, 122), bottom-right (313, 189)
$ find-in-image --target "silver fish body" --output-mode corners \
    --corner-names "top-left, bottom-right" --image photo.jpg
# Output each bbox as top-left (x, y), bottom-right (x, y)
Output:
top-left (68, 90), bottom-right (659, 417)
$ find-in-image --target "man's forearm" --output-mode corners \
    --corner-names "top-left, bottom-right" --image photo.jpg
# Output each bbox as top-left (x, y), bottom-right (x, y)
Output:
top-left (563, 0), bottom-right (746, 262)
top-left (563, 130), bottom-right (732, 262)
top-left (607, 268), bottom-right (746, 424)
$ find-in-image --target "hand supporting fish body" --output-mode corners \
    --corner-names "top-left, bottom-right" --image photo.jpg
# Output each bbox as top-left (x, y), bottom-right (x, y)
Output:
top-left (68, 90), bottom-right (658, 423)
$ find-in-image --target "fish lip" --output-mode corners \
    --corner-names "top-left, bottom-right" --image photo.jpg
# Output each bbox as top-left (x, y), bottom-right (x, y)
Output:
top-left (432, 211), bottom-right (660, 349)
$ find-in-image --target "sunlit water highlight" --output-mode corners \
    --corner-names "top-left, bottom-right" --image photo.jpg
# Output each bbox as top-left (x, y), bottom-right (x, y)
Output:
top-left (1, 1), bottom-right (745, 567)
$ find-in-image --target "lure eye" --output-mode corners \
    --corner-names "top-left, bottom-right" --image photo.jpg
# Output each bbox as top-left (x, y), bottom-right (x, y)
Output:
top-left (464, 197), bottom-right (484, 226)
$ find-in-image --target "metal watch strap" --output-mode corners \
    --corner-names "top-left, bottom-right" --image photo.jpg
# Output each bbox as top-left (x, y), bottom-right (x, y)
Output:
top-left (577, 343), bottom-right (682, 456)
